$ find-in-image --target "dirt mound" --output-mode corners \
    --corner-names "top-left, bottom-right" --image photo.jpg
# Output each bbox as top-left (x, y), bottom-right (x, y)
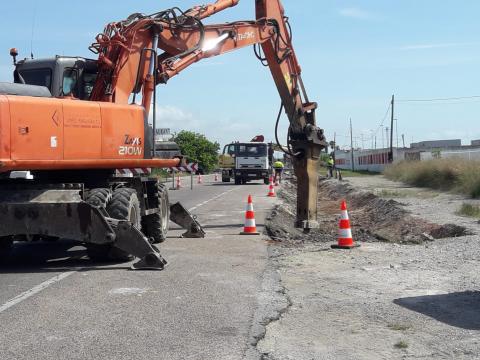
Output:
top-left (266, 178), bottom-right (469, 244)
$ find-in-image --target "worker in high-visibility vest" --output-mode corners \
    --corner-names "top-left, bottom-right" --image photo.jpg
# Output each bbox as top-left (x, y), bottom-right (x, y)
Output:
top-left (326, 155), bottom-right (334, 178)
top-left (273, 160), bottom-right (284, 183)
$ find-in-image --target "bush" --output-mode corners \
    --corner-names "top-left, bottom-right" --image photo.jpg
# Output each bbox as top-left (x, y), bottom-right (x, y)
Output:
top-left (384, 159), bottom-right (480, 198)
top-left (172, 131), bottom-right (220, 173)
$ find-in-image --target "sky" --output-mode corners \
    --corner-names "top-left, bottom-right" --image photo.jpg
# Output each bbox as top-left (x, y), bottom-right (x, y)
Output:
top-left (1, 0), bottom-right (480, 150)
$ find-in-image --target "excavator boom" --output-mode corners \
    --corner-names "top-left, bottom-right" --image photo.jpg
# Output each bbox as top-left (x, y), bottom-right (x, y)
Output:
top-left (87, 0), bottom-right (326, 229)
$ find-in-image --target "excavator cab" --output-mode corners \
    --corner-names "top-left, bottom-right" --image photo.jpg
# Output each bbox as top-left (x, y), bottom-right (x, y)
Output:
top-left (12, 55), bottom-right (98, 99)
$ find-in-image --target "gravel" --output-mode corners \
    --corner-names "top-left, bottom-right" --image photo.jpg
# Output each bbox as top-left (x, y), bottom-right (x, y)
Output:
top-left (260, 175), bottom-right (480, 359)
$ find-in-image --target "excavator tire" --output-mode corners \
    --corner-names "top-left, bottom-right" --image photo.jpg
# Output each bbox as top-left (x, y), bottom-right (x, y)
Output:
top-left (85, 187), bottom-right (138, 262)
top-left (84, 188), bottom-right (121, 261)
top-left (0, 237), bottom-right (13, 263)
top-left (103, 188), bottom-right (141, 261)
top-left (141, 183), bottom-right (169, 244)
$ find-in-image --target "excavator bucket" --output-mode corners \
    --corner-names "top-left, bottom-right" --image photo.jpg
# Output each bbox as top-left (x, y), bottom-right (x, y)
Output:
top-left (170, 202), bottom-right (206, 238)
top-left (107, 219), bottom-right (167, 270)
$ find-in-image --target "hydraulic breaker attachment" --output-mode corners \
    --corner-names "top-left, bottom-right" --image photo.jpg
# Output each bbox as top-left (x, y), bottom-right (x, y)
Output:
top-left (170, 202), bottom-right (206, 238)
top-left (107, 219), bottom-right (167, 270)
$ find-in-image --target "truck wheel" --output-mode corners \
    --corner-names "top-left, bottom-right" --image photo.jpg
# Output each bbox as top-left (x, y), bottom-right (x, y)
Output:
top-left (234, 176), bottom-right (241, 185)
top-left (141, 183), bottom-right (170, 244)
top-left (0, 237), bottom-right (13, 263)
top-left (264, 177), bottom-right (270, 185)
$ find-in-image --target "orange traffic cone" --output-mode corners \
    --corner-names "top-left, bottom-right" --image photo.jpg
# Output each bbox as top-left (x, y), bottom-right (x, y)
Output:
top-left (331, 200), bottom-right (359, 249)
top-left (267, 178), bottom-right (276, 197)
top-left (176, 176), bottom-right (182, 189)
top-left (240, 195), bottom-right (260, 235)
top-left (267, 182), bottom-right (277, 197)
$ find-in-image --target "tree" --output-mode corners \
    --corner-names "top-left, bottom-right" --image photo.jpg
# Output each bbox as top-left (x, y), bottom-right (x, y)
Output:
top-left (172, 130), bottom-right (220, 173)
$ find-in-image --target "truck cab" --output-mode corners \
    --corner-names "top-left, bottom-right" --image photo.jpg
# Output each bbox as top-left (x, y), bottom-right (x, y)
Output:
top-left (12, 55), bottom-right (98, 99)
top-left (219, 142), bottom-right (270, 185)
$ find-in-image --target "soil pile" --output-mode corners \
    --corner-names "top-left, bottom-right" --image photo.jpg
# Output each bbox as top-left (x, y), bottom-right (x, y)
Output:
top-left (266, 177), bottom-right (469, 244)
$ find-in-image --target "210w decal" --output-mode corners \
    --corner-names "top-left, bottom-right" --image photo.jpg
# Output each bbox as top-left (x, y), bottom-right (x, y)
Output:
top-left (119, 135), bottom-right (143, 156)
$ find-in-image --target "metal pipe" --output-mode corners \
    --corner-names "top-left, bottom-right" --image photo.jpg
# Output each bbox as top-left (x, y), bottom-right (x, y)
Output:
top-left (0, 159), bottom-right (181, 172)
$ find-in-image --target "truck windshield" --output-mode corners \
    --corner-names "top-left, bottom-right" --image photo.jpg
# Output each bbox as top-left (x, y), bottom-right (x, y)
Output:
top-left (18, 68), bottom-right (52, 89)
top-left (237, 144), bottom-right (267, 157)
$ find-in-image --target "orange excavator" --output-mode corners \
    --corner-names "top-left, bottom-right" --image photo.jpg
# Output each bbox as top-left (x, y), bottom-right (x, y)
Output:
top-left (0, 0), bottom-right (326, 268)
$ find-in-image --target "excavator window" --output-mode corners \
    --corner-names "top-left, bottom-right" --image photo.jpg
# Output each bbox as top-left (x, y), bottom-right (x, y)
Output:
top-left (81, 71), bottom-right (97, 100)
top-left (17, 68), bottom-right (52, 89)
top-left (62, 68), bottom-right (78, 97)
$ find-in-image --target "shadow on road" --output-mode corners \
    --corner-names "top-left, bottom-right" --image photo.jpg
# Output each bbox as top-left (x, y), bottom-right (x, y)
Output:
top-left (0, 241), bottom-right (130, 274)
top-left (393, 291), bottom-right (480, 330)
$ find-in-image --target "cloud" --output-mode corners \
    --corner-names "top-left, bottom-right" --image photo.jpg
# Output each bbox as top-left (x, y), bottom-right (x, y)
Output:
top-left (399, 42), bottom-right (478, 51)
top-left (338, 7), bottom-right (374, 20)
top-left (153, 105), bottom-right (201, 132)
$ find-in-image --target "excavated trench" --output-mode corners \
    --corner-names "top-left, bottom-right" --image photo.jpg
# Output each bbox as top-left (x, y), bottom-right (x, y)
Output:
top-left (266, 177), bottom-right (469, 245)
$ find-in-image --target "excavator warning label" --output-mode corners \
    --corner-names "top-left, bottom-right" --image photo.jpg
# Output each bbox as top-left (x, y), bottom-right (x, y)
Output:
top-left (50, 136), bottom-right (57, 148)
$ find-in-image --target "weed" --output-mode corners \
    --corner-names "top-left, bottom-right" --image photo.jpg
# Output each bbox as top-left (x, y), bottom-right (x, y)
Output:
top-left (377, 189), bottom-right (407, 198)
top-left (384, 159), bottom-right (480, 198)
top-left (388, 323), bottom-right (411, 331)
top-left (394, 340), bottom-right (409, 349)
top-left (456, 203), bottom-right (480, 218)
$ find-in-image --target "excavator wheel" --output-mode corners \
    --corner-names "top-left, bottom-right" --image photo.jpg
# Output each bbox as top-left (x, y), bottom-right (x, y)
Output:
top-left (84, 188), bottom-right (121, 262)
top-left (103, 188), bottom-right (142, 261)
top-left (0, 237), bottom-right (13, 263)
top-left (141, 183), bottom-right (170, 244)
top-left (85, 187), bottom-right (138, 262)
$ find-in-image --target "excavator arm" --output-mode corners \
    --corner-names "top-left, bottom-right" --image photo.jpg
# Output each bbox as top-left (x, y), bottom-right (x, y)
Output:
top-left (89, 0), bottom-right (326, 230)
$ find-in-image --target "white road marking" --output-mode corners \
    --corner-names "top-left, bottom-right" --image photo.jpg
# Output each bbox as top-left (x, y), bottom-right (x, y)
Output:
top-left (0, 271), bottom-right (75, 314)
top-left (109, 287), bottom-right (149, 296)
top-left (188, 187), bottom-right (238, 212)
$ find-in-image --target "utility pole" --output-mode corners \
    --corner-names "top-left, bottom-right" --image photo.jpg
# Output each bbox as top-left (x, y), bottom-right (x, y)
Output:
top-left (389, 94), bottom-right (395, 162)
top-left (385, 127), bottom-right (389, 148)
top-left (395, 118), bottom-right (399, 148)
top-left (374, 136), bottom-right (377, 149)
top-left (402, 134), bottom-right (405, 148)
top-left (350, 118), bottom-right (354, 172)
top-left (333, 132), bottom-right (336, 161)
top-left (381, 125), bottom-right (384, 149)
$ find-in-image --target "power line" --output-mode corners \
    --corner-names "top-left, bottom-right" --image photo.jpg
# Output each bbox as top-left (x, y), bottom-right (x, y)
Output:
top-left (398, 95), bottom-right (480, 102)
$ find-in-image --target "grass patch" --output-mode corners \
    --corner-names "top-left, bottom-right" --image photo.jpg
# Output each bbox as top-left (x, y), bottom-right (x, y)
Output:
top-left (377, 189), bottom-right (408, 198)
top-left (384, 159), bottom-right (480, 198)
top-left (388, 323), bottom-right (411, 331)
top-left (456, 203), bottom-right (480, 218)
top-left (394, 340), bottom-right (409, 349)
top-left (320, 166), bottom-right (378, 178)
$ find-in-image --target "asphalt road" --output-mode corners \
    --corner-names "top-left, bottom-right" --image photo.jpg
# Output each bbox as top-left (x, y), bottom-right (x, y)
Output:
top-left (0, 175), bottom-right (279, 360)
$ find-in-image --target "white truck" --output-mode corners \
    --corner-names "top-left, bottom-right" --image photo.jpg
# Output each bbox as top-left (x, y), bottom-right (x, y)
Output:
top-left (219, 141), bottom-right (272, 185)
